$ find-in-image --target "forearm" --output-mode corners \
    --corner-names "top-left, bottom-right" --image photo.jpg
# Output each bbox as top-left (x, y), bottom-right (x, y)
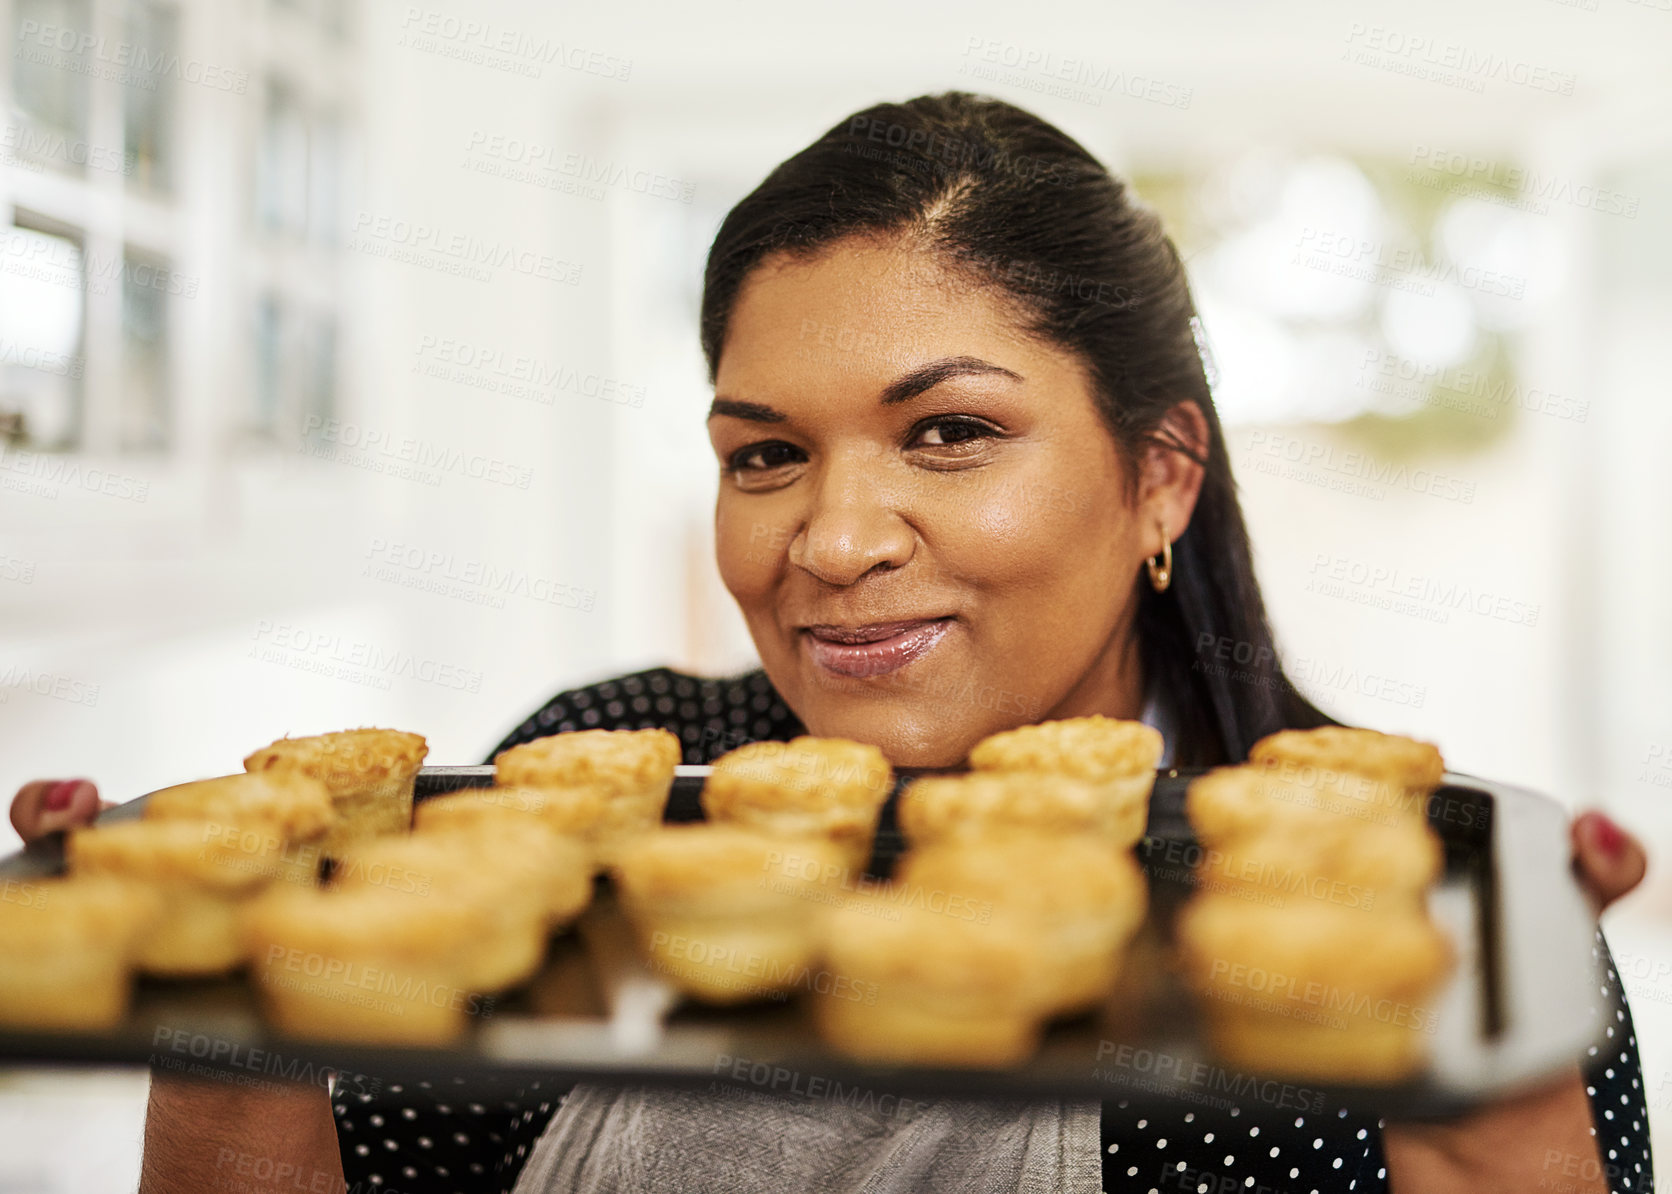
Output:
top-left (1382, 1065), bottom-right (1611, 1194)
top-left (138, 1072), bottom-right (345, 1194)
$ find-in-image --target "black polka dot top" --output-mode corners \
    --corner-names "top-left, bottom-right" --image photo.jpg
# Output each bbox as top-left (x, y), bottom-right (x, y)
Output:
top-left (496, 666), bottom-right (805, 765)
top-left (334, 666), bottom-right (1655, 1194)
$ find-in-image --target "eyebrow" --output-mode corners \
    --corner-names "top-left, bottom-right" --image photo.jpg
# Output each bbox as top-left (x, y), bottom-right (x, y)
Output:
top-left (707, 355), bottom-right (1023, 422)
top-left (707, 398), bottom-right (786, 423)
top-left (880, 355), bottom-right (1023, 405)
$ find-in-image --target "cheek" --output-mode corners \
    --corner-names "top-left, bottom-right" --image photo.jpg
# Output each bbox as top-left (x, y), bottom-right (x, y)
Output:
top-left (935, 479), bottom-right (1124, 593)
top-left (714, 499), bottom-right (784, 601)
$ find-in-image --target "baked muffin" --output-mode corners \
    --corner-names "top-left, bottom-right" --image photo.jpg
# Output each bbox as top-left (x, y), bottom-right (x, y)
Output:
top-left (1173, 893), bottom-right (1454, 1081)
top-left (494, 727), bottom-right (680, 803)
top-left (244, 728), bottom-right (428, 856)
top-left (1194, 812), bottom-right (1444, 914)
top-left (144, 772), bottom-right (335, 887)
top-left (969, 715), bottom-right (1164, 780)
top-left (494, 729), bottom-right (680, 865)
top-left (416, 785), bottom-right (608, 869)
top-left (1187, 763), bottom-right (1421, 843)
top-left (701, 737), bottom-right (892, 874)
top-left (967, 716), bottom-right (1161, 845)
top-left (67, 820), bottom-right (294, 975)
top-left (1247, 727), bottom-right (1443, 824)
top-left (0, 877), bottom-right (162, 1030)
top-left (1174, 893), bottom-right (1454, 1004)
top-left (243, 883), bottom-right (485, 1044)
top-left (410, 810), bottom-right (594, 925)
top-left (611, 825), bottom-right (843, 1004)
top-left (892, 833), bottom-right (1148, 1015)
top-left (329, 834), bottom-right (571, 993)
top-left (812, 892), bottom-right (1055, 1067)
top-left (897, 771), bottom-right (1144, 850)
top-left (1250, 726), bottom-right (1445, 789)
top-left (1187, 766), bottom-right (1295, 844)
top-left (412, 783), bottom-right (548, 826)
top-left (144, 772), bottom-right (335, 840)
top-left (1199, 1006), bottom-right (1442, 1085)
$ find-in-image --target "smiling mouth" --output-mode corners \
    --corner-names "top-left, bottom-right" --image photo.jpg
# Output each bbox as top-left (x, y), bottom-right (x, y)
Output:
top-left (800, 618), bottom-right (954, 678)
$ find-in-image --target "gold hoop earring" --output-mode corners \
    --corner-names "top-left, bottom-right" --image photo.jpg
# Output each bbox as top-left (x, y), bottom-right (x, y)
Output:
top-left (1147, 523), bottom-right (1172, 593)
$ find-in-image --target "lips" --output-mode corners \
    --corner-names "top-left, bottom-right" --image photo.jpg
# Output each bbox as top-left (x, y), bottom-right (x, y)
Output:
top-left (801, 618), bottom-right (953, 678)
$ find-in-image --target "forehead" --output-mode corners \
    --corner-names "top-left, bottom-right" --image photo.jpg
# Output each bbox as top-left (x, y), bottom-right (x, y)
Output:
top-left (715, 238), bottom-right (1058, 393)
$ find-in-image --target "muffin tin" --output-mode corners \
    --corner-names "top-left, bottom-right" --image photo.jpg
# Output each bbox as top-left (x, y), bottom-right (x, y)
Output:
top-left (0, 766), bottom-right (1604, 1120)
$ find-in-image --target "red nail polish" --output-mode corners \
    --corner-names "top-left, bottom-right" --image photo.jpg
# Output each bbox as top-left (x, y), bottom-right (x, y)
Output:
top-left (1592, 815), bottom-right (1626, 859)
top-left (44, 779), bottom-right (80, 812)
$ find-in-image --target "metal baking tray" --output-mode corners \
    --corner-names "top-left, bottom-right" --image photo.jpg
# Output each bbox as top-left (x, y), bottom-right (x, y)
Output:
top-left (0, 765), bottom-right (1603, 1120)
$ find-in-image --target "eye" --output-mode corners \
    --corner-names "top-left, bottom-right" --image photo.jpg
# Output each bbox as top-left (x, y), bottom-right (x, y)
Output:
top-left (910, 416), bottom-right (1000, 449)
top-left (728, 441), bottom-right (805, 472)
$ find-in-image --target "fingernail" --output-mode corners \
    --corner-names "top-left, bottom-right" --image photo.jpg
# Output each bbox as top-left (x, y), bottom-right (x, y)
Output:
top-left (44, 779), bottom-right (82, 811)
top-left (1592, 814), bottom-right (1626, 860)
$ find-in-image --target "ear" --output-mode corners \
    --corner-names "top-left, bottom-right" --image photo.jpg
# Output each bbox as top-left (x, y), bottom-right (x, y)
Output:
top-left (1135, 401), bottom-right (1210, 555)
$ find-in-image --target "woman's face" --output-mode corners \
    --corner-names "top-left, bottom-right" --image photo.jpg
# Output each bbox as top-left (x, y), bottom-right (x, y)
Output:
top-left (707, 237), bottom-right (1193, 768)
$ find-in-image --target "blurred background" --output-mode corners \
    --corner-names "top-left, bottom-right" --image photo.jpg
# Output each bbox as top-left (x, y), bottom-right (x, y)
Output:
top-left (1, 0), bottom-right (1669, 1185)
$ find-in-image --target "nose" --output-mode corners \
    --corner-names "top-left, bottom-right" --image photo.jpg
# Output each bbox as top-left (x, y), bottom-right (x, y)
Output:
top-left (788, 451), bottom-right (915, 586)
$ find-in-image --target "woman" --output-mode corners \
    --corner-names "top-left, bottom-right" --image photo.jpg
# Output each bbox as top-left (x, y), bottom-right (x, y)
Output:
top-left (14, 92), bottom-right (1652, 1194)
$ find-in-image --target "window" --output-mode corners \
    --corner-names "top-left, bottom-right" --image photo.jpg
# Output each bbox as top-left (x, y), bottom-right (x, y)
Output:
top-left (119, 247), bottom-right (170, 450)
top-left (11, 0), bottom-right (93, 157)
top-left (122, 0), bottom-right (176, 194)
top-left (257, 77), bottom-right (308, 236)
top-left (251, 291), bottom-right (283, 436)
top-left (2, 0), bottom-right (357, 464)
top-left (247, 294), bottom-right (338, 441)
top-left (308, 108), bottom-right (342, 247)
top-left (245, 37), bottom-right (350, 440)
top-left (0, 216), bottom-right (86, 450)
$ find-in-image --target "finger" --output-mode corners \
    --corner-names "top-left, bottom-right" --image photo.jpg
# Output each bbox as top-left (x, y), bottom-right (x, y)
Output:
top-left (1570, 811), bottom-right (1648, 916)
top-left (43, 780), bottom-right (104, 835)
top-left (12, 779), bottom-right (103, 842)
top-left (11, 779), bottom-right (94, 841)
top-left (9, 780), bottom-right (53, 841)
top-left (40, 779), bottom-right (103, 837)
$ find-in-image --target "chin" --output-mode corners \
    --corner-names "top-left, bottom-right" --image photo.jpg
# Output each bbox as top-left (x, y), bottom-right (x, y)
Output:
top-left (788, 698), bottom-right (987, 770)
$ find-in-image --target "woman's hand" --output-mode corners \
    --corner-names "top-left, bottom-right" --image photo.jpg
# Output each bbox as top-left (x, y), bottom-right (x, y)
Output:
top-left (1382, 810), bottom-right (1648, 1194)
top-left (1570, 810), bottom-right (1649, 917)
top-left (9, 778), bottom-right (113, 842)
